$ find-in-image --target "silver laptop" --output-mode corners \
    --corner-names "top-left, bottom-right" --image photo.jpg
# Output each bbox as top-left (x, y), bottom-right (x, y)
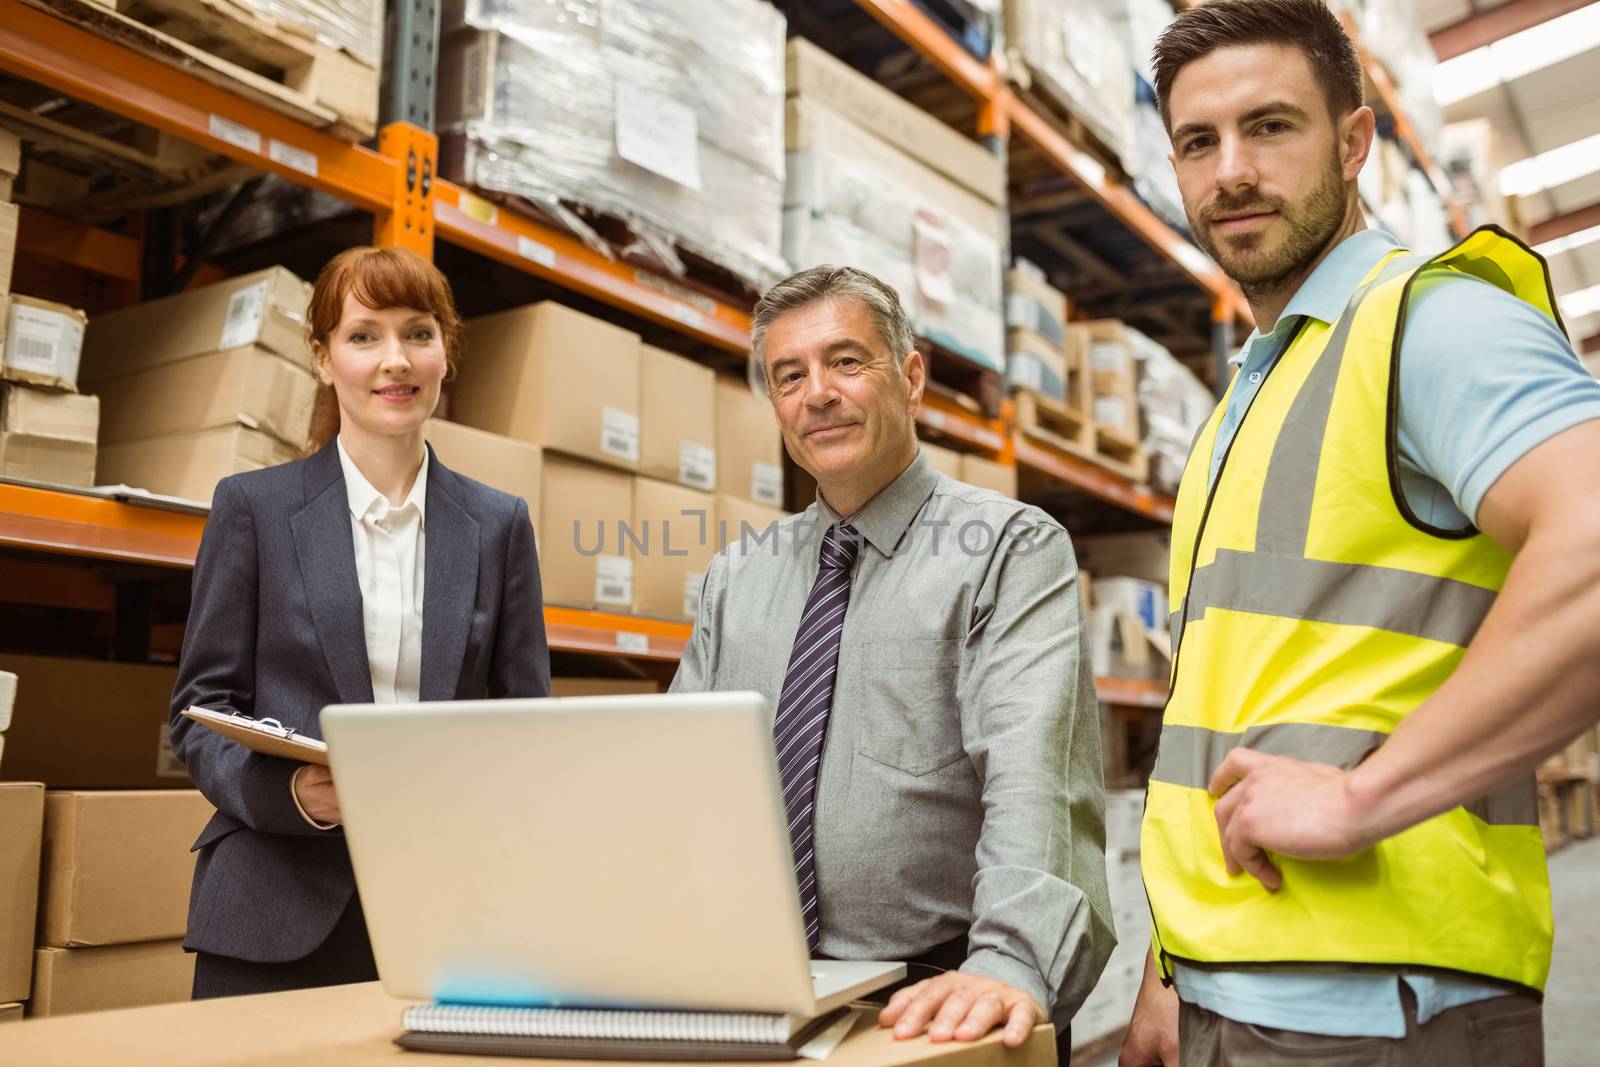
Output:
top-left (321, 692), bottom-right (905, 1016)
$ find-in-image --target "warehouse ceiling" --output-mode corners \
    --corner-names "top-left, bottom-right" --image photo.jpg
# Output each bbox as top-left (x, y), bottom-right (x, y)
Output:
top-left (1422, 0), bottom-right (1600, 349)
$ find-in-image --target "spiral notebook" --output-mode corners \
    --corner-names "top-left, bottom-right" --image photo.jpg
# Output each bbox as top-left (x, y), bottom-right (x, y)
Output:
top-left (395, 1003), bottom-right (855, 1061)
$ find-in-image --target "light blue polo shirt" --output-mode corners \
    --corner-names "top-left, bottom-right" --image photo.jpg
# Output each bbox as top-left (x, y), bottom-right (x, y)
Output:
top-left (1175, 227), bottom-right (1600, 1037)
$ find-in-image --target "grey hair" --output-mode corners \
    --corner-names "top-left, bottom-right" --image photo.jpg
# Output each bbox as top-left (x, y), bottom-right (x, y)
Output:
top-left (748, 265), bottom-right (915, 393)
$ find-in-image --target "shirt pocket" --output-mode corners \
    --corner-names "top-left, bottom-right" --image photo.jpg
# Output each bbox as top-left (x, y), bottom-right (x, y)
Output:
top-left (857, 637), bottom-right (966, 776)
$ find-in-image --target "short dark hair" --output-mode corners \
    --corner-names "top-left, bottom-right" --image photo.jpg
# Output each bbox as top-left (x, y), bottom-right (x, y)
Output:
top-left (1153, 0), bottom-right (1364, 131)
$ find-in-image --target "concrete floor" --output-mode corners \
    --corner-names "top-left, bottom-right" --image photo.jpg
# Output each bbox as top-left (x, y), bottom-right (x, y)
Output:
top-left (1078, 834), bottom-right (1600, 1066)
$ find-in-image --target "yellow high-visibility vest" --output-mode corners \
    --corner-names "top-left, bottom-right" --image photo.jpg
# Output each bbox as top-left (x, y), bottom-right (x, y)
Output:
top-left (1143, 227), bottom-right (1560, 993)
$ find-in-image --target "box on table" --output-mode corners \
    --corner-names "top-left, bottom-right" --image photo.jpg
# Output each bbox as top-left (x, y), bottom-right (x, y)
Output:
top-left (920, 441), bottom-right (964, 480)
top-left (79, 267), bottom-right (313, 384)
top-left (639, 346), bottom-right (717, 491)
top-left (0, 431), bottom-right (95, 487)
top-left (1074, 532), bottom-right (1172, 587)
top-left (715, 494), bottom-right (788, 552)
top-left (0, 782), bottom-right (43, 1003)
top-left (2, 296), bottom-right (87, 392)
top-left (549, 678), bottom-right (661, 698)
top-left (959, 454), bottom-right (1018, 498)
top-left (539, 455), bottom-right (634, 611)
top-left (29, 940), bottom-right (194, 1017)
top-left (631, 477), bottom-right (716, 621)
top-left (39, 790), bottom-right (214, 949)
top-left (96, 424), bottom-right (301, 505)
top-left (0, 203), bottom-right (15, 297)
top-left (714, 377), bottom-right (784, 508)
top-left (0, 654), bottom-right (185, 790)
top-left (424, 419), bottom-right (542, 533)
top-left (1004, 327), bottom-right (1070, 404)
top-left (784, 37), bottom-right (1003, 206)
top-left (1005, 263), bottom-right (1067, 346)
top-left (453, 302), bottom-right (641, 472)
top-left (94, 345), bottom-right (316, 453)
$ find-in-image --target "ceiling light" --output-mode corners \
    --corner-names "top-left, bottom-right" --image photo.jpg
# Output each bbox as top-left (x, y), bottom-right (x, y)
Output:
top-left (1560, 281), bottom-right (1600, 320)
top-left (1434, 3), bottom-right (1600, 107)
top-left (1500, 132), bottom-right (1600, 197)
top-left (1535, 224), bottom-right (1600, 259)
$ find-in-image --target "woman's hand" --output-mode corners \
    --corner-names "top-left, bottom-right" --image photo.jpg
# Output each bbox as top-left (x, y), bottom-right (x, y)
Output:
top-left (292, 764), bottom-right (342, 827)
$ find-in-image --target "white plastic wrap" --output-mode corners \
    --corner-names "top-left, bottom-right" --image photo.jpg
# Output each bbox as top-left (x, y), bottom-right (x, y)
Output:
top-left (1004, 0), bottom-right (1134, 165)
top-left (1099, 0), bottom-right (1177, 87)
top-left (438, 0), bottom-right (788, 289)
top-left (239, 0), bottom-right (383, 65)
top-left (1129, 102), bottom-right (1186, 231)
top-left (1131, 328), bottom-right (1214, 495)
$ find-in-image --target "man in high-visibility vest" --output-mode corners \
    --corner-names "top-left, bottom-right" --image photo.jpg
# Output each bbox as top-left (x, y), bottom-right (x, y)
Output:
top-left (1117, 1), bottom-right (1600, 1063)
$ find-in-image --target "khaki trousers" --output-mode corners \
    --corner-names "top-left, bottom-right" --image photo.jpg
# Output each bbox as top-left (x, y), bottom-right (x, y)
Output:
top-left (1178, 987), bottom-right (1543, 1066)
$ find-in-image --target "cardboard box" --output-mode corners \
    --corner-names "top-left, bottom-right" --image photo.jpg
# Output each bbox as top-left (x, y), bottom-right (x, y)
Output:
top-left (424, 419), bottom-right (542, 532)
top-left (0, 1001), bottom-right (20, 1022)
top-left (639, 346), bottom-right (717, 490)
top-left (1004, 327), bottom-right (1069, 404)
top-left (0, 431), bottom-right (96, 487)
top-left (0, 128), bottom-right (19, 201)
top-left (0, 782), bottom-right (43, 1003)
top-left (39, 791), bottom-right (214, 948)
top-left (0, 654), bottom-right (186, 790)
top-left (539, 455), bottom-right (634, 611)
top-left (30, 941), bottom-right (194, 1017)
top-left (785, 38), bottom-right (1004, 206)
top-left (0, 203), bottom-right (16, 297)
top-left (920, 442), bottom-right (964, 480)
top-left (714, 378), bottom-right (784, 507)
top-left (631, 477), bottom-right (716, 621)
top-left (715, 495), bottom-right (788, 551)
top-left (959, 454), bottom-right (1018, 498)
top-left (96, 425), bottom-right (301, 505)
top-left (0, 383), bottom-right (98, 441)
top-left (1005, 265), bottom-right (1067, 346)
top-left (1073, 321), bottom-right (1141, 436)
top-left (549, 678), bottom-right (661, 698)
top-left (79, 267), bottom-right (313, 384)
top-left (1074, 531), bottom-right (1172, 586)
top-left (94, 345), bottom-right (316, 453)
top-left (3, 296), bottom-right (87, 392)
top-left (453, 302), bottom-right (641, 471)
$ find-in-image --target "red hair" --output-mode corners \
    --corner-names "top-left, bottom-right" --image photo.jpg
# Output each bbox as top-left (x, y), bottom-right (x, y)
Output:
top-left (306, 246), bottom-right (463, 450)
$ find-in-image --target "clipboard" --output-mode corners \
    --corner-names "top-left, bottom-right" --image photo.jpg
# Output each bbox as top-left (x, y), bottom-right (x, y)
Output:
top-left (181, 706), bottom-right (330, 765)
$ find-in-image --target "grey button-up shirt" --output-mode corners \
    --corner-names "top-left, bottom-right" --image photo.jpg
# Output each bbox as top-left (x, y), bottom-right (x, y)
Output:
top-left (671, 452), bottom-right (1114, 1022)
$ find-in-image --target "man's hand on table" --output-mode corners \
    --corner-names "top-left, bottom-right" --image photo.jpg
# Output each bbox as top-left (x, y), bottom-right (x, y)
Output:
top-left (878, 971), bottom-right (1044, 1047)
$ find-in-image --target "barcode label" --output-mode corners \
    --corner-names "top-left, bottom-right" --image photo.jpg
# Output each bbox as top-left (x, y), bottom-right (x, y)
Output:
top-left (678, 441), bottom-right (715, 489)
top-left (751, 462), bottom-right (783, 506)
top-left (517, 236), bottom-right (556, 268)
top-left (10, 337), bottom-right (55, 368)
top-left (601, 407), bottom-right (640, 463)
top-left (615, 631), bottom-right (650, 655)
top-left (1006, 354), bottom-right (1044, 393)
top-left (683, 571), bottom-right (704, 619)
top-left (6, 304), bottom-right (82, 380)
top-left (209, 114), bottom-right (262, 155)
top-left (595, 555), bottom-right (633, 607)
top-left (268, 139), bottom-right (318, 177)
top-left (220, 281), bottom-right (269, 350)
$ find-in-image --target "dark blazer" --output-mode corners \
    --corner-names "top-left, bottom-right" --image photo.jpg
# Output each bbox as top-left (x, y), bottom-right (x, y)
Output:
top-left (170, 441), bottom-right (550, 963)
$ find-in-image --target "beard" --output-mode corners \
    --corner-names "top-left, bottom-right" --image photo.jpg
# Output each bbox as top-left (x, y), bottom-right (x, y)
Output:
top-left (1190, 154), bottom-right (1349, 295)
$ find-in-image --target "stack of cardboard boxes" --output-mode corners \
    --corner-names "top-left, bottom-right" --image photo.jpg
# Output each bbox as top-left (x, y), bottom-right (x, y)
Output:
top-left (0, 779), bottom-right (42, 1023)
top-left (919, 439), bottom-right (1020, 499)
top-left (0, 132), bottom-right (99, 490)
top-left (1074, 531), bottom-right (1172, 685)
top-left (1004, 263), bottom-right (1082, 415)
top-left (1070, 320), bottom-right (1150, 482)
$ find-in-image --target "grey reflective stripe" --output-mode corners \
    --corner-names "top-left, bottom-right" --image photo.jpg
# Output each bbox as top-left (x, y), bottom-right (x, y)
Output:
top-left (1185, 548), bottom-right (1497, 647)
top-left (1152, 722), bottom-right (1539, 826)
top-left (1169, 606), bottom-right (1183, 653)
top-left (1255, 255), bottom-right (1418, 557)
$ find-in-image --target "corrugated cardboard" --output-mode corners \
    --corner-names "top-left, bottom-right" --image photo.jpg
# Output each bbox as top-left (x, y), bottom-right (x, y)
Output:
top-left (96, 425), bottom-right (302, 505)
top-left (0, 203), bottom-right (16, 298)
top-left (639, 346), bottom-right (716, 491)
top-left (714, 378), bottom-right (784, 507)
top-left (424, 419), bottom-right (542, 532)
top-left (920, 442), bottom-right (963, 480)
top-left (0, 782), bottom-right (43, 1003)
top-left (549, 678), bottom-right (660, 698)
top-left (30, 941), bottom-right (194, 1017)
top-left (39, 791), bottom-right (214, 948)
top-left (539, 455), bottom-right (633, 611)
top-left (0, 654), bottom-right (186, 790)
top-left (94, 345), bottom-right (316, 451)
top-left (631, 477), bottom-right (716, 621)
top-left (959, 454), bottom-right (1019, 498)
top-left (453, 302), bottom-right (641, 471)
top-left (0, 1001), bottom-right (21, 1022)
top-left (0, 431), bottom-right (96, 487)
top-left (79, 267), bottom-right (313, 384)
top-left (1074, 531), bottom-right (1171, 586)
top-left (0, 383), bottom-right (98, 441)
top-left (785, 38), bottom-right (1003, 205)
top-left (715, 495), bottom-right (788, 552)
top-left (3, 296), bottom-right (87, 392)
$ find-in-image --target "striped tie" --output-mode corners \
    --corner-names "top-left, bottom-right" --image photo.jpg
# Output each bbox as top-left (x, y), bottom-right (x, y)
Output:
top-left (773, 522), bottom-right (860, 953)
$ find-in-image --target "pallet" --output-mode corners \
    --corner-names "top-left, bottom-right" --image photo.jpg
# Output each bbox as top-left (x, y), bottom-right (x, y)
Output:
top-left (1014, 385), bottom-right (1149, 484)
top-left (920, 336), bottom-right (1004, 420)
top-left (27, 0), bottom-right (377, 141)
top-left (1095, 422), bottom-right (1149, 484)
top-left (1010, 79), bottom-right (1130, 182)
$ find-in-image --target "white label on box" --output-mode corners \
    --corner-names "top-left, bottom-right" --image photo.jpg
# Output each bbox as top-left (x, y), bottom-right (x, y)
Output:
top-left (6, 304), bottom-right (83, 379)
top-left (517, 236), bottom-right (556, 268)
top-left (209, 114), bottom-right (262, 155)
top-left (1090, 340), bottom-right (1127, 374)
top-left (220, 280), bottom-right (270, 350)
top-left (614, 80), bottom-right (701, 190)
top-left (268, 139), bottom-right (318, 177)
top-left (601, 406), bottom-right (640, 463)
top-left (751, 461), bottom-right (783, 506)
top-left (678, 441), bottom-right (715, 489)
top-left (683, 571), bottom-right (704, 619)
top-left (155, 725), bottom-right (187, 779)
top-left (615, 630), bottom-right (650, 655)
top-left (1007, 354), bottom-right (1044, 393)
top-left (1094, 396), bottom-right (1130, 428)
top-left (595, 555), bottom-right (634, 607)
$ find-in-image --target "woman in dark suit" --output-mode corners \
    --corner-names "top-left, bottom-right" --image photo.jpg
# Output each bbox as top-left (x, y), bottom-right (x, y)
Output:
top-left (170, 246), bottom-right (550, 998)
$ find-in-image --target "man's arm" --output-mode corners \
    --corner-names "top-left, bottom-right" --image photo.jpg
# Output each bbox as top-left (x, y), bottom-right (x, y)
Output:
top-left (881, 518), bottom-right (1116, 1043)
top-left (1211, 418), bottom-right (1600, 885)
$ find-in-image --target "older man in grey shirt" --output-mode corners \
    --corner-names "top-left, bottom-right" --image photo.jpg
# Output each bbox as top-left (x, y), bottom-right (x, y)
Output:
top-left (670, 265), bottom-right (1113, 1058)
